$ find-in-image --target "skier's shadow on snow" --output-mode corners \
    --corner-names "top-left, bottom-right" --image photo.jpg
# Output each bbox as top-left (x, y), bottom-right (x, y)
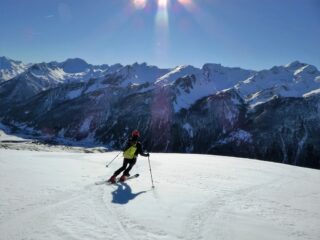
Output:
top-left (111, 183), bottom-right (146, 205)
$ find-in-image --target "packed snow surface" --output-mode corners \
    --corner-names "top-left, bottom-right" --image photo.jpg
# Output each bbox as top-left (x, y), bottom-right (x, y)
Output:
top-left (0, 123), bottom-right (31, 142)
top-left (0, 148), bottom-right (319, 240)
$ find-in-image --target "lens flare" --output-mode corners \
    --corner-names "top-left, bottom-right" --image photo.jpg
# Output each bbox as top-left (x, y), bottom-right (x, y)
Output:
top-left (178, 0), bottom-right (192, 6)
top-left (158, 0), bottom-right (168, 9)
top-left (155, 0), bottom-right (169, 64)
top-left (133, 0), bottom-right (147, 9)
top-left (156, 9), bottom-right (169, 28)
top-left (155, 0), bottom-right (169, 29)
top-left (177, 0), bottom-right (195, 11)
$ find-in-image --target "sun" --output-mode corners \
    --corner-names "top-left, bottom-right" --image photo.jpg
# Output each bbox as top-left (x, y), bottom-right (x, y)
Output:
top-left (130, 0), bottom-right (196, 63)
top-left (158, 0), bottom-right (169, 8)
top-left (132, 0), bottom-right (169, 9)
top-left (132, 0), bottom-right (194, 10)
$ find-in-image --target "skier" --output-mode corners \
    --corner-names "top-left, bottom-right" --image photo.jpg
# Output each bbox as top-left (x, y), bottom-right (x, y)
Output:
top-left (108, 130), bottom-right (150, 183)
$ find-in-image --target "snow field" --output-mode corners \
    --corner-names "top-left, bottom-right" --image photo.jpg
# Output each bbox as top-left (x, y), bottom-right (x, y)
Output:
top-left (0, 149), bottom-right (319, 240)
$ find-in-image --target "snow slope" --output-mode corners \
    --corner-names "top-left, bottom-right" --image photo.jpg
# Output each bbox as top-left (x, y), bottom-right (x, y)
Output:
top-left (0, 148), bottom-right (319, 240)
top-left (0, 123), bottom-right (30, 142)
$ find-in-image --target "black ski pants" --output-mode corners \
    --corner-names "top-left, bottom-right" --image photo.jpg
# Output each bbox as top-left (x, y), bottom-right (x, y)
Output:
top-left (114, 158), bottom-right (137, 177)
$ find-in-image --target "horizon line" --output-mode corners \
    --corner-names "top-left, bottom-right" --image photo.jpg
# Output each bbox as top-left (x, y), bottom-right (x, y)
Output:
top-left (1, 55), bottom-right (319, 72)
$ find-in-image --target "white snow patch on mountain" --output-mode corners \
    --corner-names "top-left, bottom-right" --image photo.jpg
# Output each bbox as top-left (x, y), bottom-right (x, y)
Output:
top-left (159, 64), bottom-right (253, 112)
top-left (0, 123), bottom-right (30, 142)
top-left (303, 88), bottom-right (320, 98)
top-left (0, 56), bottom-right (29, 81)
top-left (30, 65), bottom-right (66, 83)
top-left (173, 81), bottom-right (215, 112)
top-left (116, 63), bottom-right (170, 86)
top-left (155, 65), bottom-right (199, 86)
top-left (183, 123), bottom-right (194, 137)
top-left (67, 88), bottom-right (83, 99)
top-left (218, 129), bottom-right (253, 145)
top-left (79, 116), bottom-right (93, 133)
top-left (235, 62), bottom-right (320, 107)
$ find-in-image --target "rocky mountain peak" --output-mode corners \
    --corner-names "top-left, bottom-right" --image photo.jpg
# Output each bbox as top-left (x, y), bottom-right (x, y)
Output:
top-left (0, 56), bottom-right (29, 82)
top-left (285, 61), bottom-right (308, 71)
top-left (61, 58), bottom-right (90, 73)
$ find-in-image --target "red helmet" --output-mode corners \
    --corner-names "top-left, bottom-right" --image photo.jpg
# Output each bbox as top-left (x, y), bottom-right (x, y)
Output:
top-left (132, 130), bottom-right (140, 137)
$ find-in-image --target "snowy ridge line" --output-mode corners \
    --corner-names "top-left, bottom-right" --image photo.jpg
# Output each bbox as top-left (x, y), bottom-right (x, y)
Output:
top-left (1, 56), bottom-right (319, 111)
top-left (1, 58), bottom-right (320, 169)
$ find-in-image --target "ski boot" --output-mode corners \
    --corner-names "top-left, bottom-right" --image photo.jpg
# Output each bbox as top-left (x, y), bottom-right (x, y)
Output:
top-left (119, 175), bottom-right (127, 182)
top-left (108, 175), bottom-right (116, 184)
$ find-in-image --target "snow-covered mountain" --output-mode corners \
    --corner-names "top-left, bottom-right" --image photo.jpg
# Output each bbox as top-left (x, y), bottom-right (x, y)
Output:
top-left (234, 61), bottom-right (320, 107)
top-left (156, 64), bottom-right (255, 111)
top-left (0, 58), bottom-right (124, 114)
top-left (0, 147), bottom-right (319, 240)
top-left (109, 62), bottom-right (170, 86)
top-left (0, 56), bottom-right (29, 82)
top-left (55, 58), bottom-right (123, 83)
top-left (1, 57), bottom-right (320, 168)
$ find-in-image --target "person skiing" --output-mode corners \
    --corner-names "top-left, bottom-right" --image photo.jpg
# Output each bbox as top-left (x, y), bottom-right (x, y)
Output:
top-left (108, 130), bottom-right (150, 183)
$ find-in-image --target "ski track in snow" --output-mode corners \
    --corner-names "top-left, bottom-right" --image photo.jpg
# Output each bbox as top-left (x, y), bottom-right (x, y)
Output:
top-left (183, 176), bottom-right (283, 240)
top-left (0, 149), bottom-right (319, 240)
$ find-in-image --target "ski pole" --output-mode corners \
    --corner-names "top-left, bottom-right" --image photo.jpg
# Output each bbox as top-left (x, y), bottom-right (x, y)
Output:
top-left (106, 151), bottom-right (122, 167)
top-left (148, 156), bottom-right (155, 188)
top-left (105, 138), bottom-right (128, 167)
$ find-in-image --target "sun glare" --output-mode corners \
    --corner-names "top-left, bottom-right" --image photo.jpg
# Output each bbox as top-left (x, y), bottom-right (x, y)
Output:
top-left (177, 0), bottom-right (195, 11)
top-left (178, 0), bottom-right (192, 5)
top-left (132, 0), bottom-right (195, 11)
top-left (133, 0), bottom-right (147, 9)
top-left (129, 0), bottom-right (197, 64)
top-left (158, 0), bottom-right (168, 9)
top-left (156, 0), bottom-right (169, 28)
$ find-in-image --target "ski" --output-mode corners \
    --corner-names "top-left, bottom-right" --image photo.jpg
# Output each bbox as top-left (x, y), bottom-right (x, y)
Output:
top-left (95, 174), bottom-right (139, 185)
top-left (112, 173), bottom-right (140, 184)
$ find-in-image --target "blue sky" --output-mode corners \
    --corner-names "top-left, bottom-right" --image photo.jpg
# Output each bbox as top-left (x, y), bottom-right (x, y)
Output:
top-left (0, 0), bottom-right (319, 70)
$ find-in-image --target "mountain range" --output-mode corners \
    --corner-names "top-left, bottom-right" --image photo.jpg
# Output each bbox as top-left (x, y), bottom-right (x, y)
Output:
top-left (0, 56), bottom-right (319, 169)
